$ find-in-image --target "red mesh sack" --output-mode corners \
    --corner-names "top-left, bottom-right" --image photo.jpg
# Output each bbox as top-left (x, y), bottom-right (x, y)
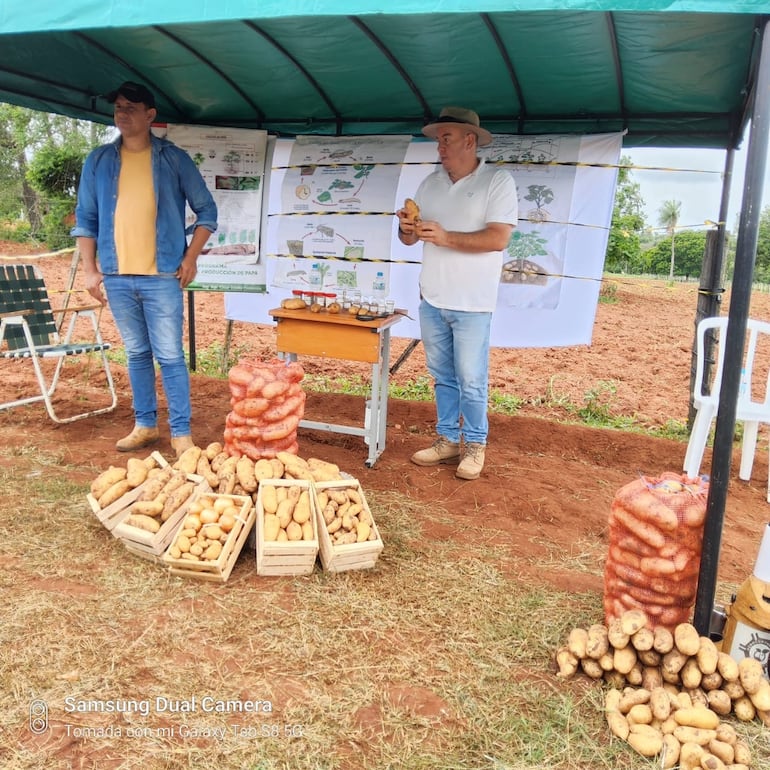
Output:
top-left (603, 472), bottom-right (708, 631)
top-left (223, 357), bottom-right (305, 460)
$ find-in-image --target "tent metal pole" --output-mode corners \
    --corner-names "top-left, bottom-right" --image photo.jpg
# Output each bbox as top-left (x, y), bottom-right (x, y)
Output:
top-left (693, 19), bottom-right (770, 636)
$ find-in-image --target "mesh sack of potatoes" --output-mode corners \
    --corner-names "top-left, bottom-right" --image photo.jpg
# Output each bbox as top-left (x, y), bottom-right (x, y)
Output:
top-left (223, 357), bottom-right (306, 460)
top-left (604, 472), bottom-right (709, 631)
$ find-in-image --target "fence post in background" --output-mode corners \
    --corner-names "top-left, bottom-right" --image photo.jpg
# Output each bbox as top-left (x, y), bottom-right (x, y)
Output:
top-left (688, 230), bottom-right (724, 427)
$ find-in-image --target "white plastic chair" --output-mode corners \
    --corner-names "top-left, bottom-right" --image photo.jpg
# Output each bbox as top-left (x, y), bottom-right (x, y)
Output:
top-left (683, 316), bottom-right (770, 497)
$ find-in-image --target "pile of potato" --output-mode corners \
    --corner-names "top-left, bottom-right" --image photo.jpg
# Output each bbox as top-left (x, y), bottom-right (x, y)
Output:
top-left (120, 466), bottom-right (200, 534)
top-left (257, 455), bottom-right (348, 543)
top-left (89, 442), bottom-right (345, 518)
top-left (185, 444), bottom-right (344, 500)
top-left (316, 485), bottom-right (377, 545)
top-left (90, 454), bottom-right (162, 510)
top-left (165, 495), bottom-right (242, 562)
top-left (555, 609), bottom-right (769, 768)
top-left (605, 687), bottom-right (753, 768)
top-left (223, 358), bottom-right (306, 460)
top-left (90, 453), bottom-right (200, 535)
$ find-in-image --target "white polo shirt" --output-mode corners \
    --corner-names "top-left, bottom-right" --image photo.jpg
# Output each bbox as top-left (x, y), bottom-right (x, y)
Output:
top-left (415, 159), bottom-right (518, 313)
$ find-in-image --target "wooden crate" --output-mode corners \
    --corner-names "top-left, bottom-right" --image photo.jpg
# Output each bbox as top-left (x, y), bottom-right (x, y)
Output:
top-left (314, 479), bottom-right (383, 572)
top-left (162, 494), bottom-right (255, 582)
top-left (256, 479), bottom-right (319, 576)
top-left (112, 474), bottom-right (210, 559)
top-left (86, 451), bottom-right (168, 531)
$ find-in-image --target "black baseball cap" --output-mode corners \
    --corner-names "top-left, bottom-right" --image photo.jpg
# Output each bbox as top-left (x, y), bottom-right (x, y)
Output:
top-left (106, 81), bottom-right (155, 109)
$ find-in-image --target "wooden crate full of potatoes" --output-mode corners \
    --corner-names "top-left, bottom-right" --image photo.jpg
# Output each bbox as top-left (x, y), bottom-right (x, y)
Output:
top-left (111, 468), bottom-right (211, 561)
top-left (86, 451), bottom-right (168, 531)
top-left (256, 479), bottom-right (318, 576)
top-left (313, 479), bottom-right (383, 572)
top-left (162, 493), bottom-right (254, 582)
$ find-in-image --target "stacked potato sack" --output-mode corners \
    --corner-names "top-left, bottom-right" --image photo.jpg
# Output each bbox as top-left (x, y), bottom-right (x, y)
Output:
top-left (604, 472), bottom-right (708, 630)
top-left (224, 358), bottom-right (306, 460)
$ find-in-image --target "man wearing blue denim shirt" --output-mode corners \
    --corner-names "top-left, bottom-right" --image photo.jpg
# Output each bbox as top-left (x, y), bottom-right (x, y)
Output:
top-left (397, 107), bottom-right (517, 480)
top-left (72, 81), bottom-right (217, 457)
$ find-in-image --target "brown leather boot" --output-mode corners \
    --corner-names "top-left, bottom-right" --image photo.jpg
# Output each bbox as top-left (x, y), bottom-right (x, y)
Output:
top-left (170, 435), bottom-right (195, 459)
top-left (115, 425), bottom-right (160, 452)
top-left (455, 442), bottom-right (485, 480)
top-left (410, 435), bottom-right (461, 466)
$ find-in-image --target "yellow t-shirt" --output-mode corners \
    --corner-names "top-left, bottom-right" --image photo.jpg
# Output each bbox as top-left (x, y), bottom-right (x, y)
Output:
top-left (115, 146), bottom-right (157, 274)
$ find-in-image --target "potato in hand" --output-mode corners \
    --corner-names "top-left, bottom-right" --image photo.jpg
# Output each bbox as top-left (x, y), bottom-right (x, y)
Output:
top-left (403, 197), bottom-right (421, 223)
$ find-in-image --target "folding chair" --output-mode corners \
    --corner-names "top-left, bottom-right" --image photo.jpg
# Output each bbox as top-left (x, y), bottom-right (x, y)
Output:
top-left (0, 263), bottom-right (117, 423)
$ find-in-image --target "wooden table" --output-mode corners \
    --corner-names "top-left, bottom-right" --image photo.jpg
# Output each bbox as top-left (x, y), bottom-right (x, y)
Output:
top-left (269, 307), bottom-right (403, 467)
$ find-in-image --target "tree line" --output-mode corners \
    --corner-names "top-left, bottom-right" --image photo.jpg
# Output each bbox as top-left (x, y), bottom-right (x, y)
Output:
top-left (1, 106), bottom-right (769, 278)
top-left (0, 104), bottom-right (108, 249)
top-left (607, 155), bottom-right (770, 283)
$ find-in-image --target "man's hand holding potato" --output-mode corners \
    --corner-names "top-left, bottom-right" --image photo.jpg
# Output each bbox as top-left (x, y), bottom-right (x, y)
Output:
top-left (397, 197), bottom-right (421, 244)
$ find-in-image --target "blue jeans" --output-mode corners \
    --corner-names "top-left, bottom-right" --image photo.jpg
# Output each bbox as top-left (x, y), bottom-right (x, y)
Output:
top-left (419, 300), bottom-right (492, 445)
top-left (103, 274), bottom-right (191, 437)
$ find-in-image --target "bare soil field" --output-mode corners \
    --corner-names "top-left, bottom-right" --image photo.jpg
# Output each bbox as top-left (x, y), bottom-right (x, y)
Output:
top-left (2, 243), bottom-right (770, 768)
top-left (3, 245), bottom-right (768, 588)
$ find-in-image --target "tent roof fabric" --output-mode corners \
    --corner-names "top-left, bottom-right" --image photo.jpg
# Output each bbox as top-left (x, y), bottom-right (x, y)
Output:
top-left (0, 2), bottom-right (767, 148)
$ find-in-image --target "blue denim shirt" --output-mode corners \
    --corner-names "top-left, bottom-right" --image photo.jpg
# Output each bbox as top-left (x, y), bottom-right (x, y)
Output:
top-left (71, 134), bottom-right (218, 275)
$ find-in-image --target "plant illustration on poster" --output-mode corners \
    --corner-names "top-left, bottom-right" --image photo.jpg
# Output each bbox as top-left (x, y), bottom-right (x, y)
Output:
top-left (237, 131), bottom-right (621, 347)
top-left (267, 135), bottom-right (412, 296)
top-left (158, 124), bottom-right (269, 293)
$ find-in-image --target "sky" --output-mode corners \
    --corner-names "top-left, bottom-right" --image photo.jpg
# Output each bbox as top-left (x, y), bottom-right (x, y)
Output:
top-left (624, 138), bottom-right (770, 234)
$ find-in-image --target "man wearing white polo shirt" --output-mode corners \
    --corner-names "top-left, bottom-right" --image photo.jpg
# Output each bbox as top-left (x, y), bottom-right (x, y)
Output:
top-left (397, 106), bottom-right (518, 480)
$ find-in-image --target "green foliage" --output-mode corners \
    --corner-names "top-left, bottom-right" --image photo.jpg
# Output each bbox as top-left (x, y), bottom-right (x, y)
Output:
top-left (24, 144), bottom-right (87, 250)
top-left (522, 184), bottom-right (554, 221)
top-left (0, 219), bottom-right (32, 242)
top-left (658, 199), bottom-right (682, 233)
top-left (752, 205), bottom-right (770, 283)
top-left (605, 156), bottom-right (646, 273)
top-left (26, 144), bottom-right (85, 198)
top-left (656, 200), bottom-right (683, 278)
top-left (388, 376), bottom-right (433, 401)
top-left (506, 229), bottom-right (549, 261)
top-left (643, 229), bottom-right (707, 278)
top-left (0, 105), bottom-right (108, 249)
top-left (598, 279), bottom-right (618, 303)
top-left (38, 197), bottom-right (76, 250)
top-left (0, 104), bottom-right (31, 223)
top-left (488, 391), bottom-right (524, 415)
top-left (576, 380), bottom-right (617, 423)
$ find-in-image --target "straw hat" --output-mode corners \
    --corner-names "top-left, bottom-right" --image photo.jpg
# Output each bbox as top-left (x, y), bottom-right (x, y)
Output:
top-left (421, 106), bottom-right (492, 147)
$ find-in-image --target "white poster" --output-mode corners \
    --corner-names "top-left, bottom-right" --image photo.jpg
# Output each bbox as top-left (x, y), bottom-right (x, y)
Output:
top-left (226, 131), bottom-right (623, 348)
top-left (266, 135), bottom-right (411, 294)
top-left (163, 124), bottom-right (268, 292)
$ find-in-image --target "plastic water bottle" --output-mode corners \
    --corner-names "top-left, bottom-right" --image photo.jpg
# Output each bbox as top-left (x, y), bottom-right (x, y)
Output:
top-left (372, 271), bottom-right (386, 299)
top-left (309, 263), bottom-right (322, 290)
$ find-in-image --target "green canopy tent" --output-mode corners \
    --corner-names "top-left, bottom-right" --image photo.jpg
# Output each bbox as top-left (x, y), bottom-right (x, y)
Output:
top-left (1, 0), bottom-right (769, 633)
top-left (0, 1), bottom-right (766, 148)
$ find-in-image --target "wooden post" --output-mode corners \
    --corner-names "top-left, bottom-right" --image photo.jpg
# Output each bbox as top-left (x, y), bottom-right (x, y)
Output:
top-left (221, 319), bottom-right (234, 375)
top-left (688, 230), bottom-right (724, 428)
top-left (56, 247), bottom-right (80, 332)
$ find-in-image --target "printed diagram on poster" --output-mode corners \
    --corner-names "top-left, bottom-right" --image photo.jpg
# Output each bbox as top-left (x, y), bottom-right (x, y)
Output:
top-left (485, 135), bottom-right (576, 311)
top-left (487, 132), bottom-right (621, 345)
top-left (266, 136), bottom-right (412, 296)
top-left (229, 131), bottom-right (621, 348)
top-left (163, 124), bottom-right (268, 292)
